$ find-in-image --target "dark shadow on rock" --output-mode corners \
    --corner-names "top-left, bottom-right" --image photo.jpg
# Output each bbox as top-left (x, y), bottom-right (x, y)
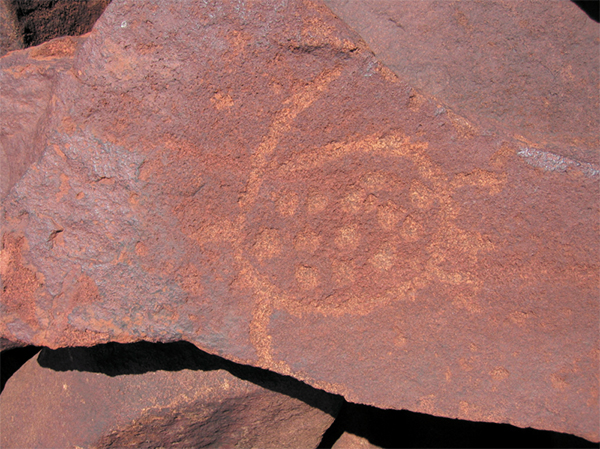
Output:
top-left (1, 345), bottom-right (41, 393)
top-left (8, 0), bottom-right (111, 48)
top-left (572, 0), bottom-right (600, 22)
top-left (37, 342), bottom-right (597, 447)
top-left (37, 341), bottom-right (342, 417)
top-left (318, 401), bottom-right (598, 449)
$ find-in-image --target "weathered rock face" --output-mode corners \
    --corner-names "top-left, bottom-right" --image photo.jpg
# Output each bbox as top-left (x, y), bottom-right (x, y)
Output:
top-left (0, 342), bottom-right (340, 448)
top-left (0, 35), bottom-right (84, 198)
top-left (324, 0), bottom-right (600, 165)
top-left (0, 0), bottom-right (22, 56)
top-left (0, 0), bottom-right (598, 442)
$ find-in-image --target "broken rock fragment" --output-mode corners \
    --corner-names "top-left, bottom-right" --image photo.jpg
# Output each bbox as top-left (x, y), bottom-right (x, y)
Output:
top-left (0, 342), bottom-right (341, 448)
top-left (0, 0), bottom-right (598, 442)
top-left (332, 433), bottom-right (380, 449)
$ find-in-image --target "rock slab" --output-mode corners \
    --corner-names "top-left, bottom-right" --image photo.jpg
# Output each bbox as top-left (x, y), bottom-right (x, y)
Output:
top-left (0, 0), bottom-right (598, 441)
top-left (0, 342), bottom-right (340, 448)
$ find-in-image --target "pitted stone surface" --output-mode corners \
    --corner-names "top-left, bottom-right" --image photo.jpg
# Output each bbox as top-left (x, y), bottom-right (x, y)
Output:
top-left (0, 0), bottom-right (598, 441)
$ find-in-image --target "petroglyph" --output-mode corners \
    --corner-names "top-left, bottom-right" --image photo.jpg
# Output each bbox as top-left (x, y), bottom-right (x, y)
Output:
top-left (234, 100), bottom-right (507, 365)
top-left (158, 41), bottom-right (508, 368)
top-left (182, 88), bottom-right (509, 366)
top-left (238, 66), bottom-right (343, 209)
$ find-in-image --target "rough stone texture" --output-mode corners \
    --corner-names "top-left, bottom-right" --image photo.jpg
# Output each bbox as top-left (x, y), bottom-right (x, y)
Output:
top-left (8, 0), bottom-right (111, 48)
top-left (0, 342), bottom-right (340, 448)
top-left (0, 35), bottom-right (84, 199)
top-left (0, 0), bottom-right (598, 442)
top-left (0, 336), bottom-right (22, 350)
top-left (0, 0), bottom-right (22, 56)
top-left (324, 0), bottom-right (600, 166)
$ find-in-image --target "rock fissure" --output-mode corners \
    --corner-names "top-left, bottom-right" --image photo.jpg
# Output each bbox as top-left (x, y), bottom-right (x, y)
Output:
top-left (0, 342), bottom-right (596, 448)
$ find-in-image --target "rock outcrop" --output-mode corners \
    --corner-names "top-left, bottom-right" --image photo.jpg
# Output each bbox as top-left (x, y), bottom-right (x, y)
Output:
top-left (1, 0), bottom-right (598, 442)
top-left (0, 342), bottom-right (340, 448)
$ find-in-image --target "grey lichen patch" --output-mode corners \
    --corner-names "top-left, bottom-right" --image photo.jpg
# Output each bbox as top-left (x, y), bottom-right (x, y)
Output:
top-left (518, 147), bottom-right (599, 177)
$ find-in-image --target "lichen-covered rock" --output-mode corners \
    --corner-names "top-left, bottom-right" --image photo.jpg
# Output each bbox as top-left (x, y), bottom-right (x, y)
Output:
top-left (0, 0), bottom-right (597, 442)
top-left (0, 342), bottom-right (340, 448)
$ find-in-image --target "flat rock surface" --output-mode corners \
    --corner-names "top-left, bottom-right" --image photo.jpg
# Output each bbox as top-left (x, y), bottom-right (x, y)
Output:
top-left (324, 0), bottom-right (600, 165)
top-left (0, 342), bottom-right (340, 448)
top-left (0, 0), bottom-right (598, 441)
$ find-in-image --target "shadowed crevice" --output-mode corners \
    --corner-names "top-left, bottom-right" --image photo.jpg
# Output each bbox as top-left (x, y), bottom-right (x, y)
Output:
top-left (0, 345), bottom-right (41, 393)
top-left (7, 0), bottom-right (111, 48)
top-left (33, 341), bottom-right (598, 448)
top-left (36, 340), bottom-right (342, 417)
top-left (318, 401), bottom-right (597, 449)
top-left (572, 1), bottom-right (600, 22)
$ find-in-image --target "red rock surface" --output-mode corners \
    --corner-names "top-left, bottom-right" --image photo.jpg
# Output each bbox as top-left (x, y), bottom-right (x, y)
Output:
top-left (0, 342), bottom-right (340, 448)
top-left (0, 35), bottom-right (84, 198)
top-left (0, 0), bottom-right (598, 442)
top-left (332, 433), bottom-right (379, 449)
top-left (324, 0), bottom-right (600, 165)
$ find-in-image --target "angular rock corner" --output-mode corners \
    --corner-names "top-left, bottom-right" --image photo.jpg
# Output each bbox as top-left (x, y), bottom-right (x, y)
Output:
top-left (1, 342), bottom-right (341, 448)
top-left (1, 0), bottom-right (598, 446)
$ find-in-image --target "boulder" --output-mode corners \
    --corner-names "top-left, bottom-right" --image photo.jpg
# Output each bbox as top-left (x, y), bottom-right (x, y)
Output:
top-left (0, 342), bottom-right (341, 448)
top-left (0, 0), bottom-right (597, 442)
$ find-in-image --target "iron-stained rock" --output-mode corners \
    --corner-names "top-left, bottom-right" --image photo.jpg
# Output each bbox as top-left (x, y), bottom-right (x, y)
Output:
top-left (0, 0), bottom-right (22, 56)
top-left (325, 0), bottom-right (600, 165)
top-left (332, 433), bottom-right (380, 449)
top-left (0, 35), bottom-right (84, 198)
top-left (0, 342), bottom-right (340, 448)
top-left (8, 0), bottom-right (111, 48)
top-left (0, 0), bottom-right (597, 442)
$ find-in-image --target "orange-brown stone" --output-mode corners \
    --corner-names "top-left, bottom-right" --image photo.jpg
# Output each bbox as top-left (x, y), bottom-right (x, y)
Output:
top-left (325, 0), bottom-right (600, 165)
top-left (0, 0), bottom-right (597, 442)
top-left (0, 35), bottom-right (84, 198)
top-left (0, 342), bottom-right (340, 448)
